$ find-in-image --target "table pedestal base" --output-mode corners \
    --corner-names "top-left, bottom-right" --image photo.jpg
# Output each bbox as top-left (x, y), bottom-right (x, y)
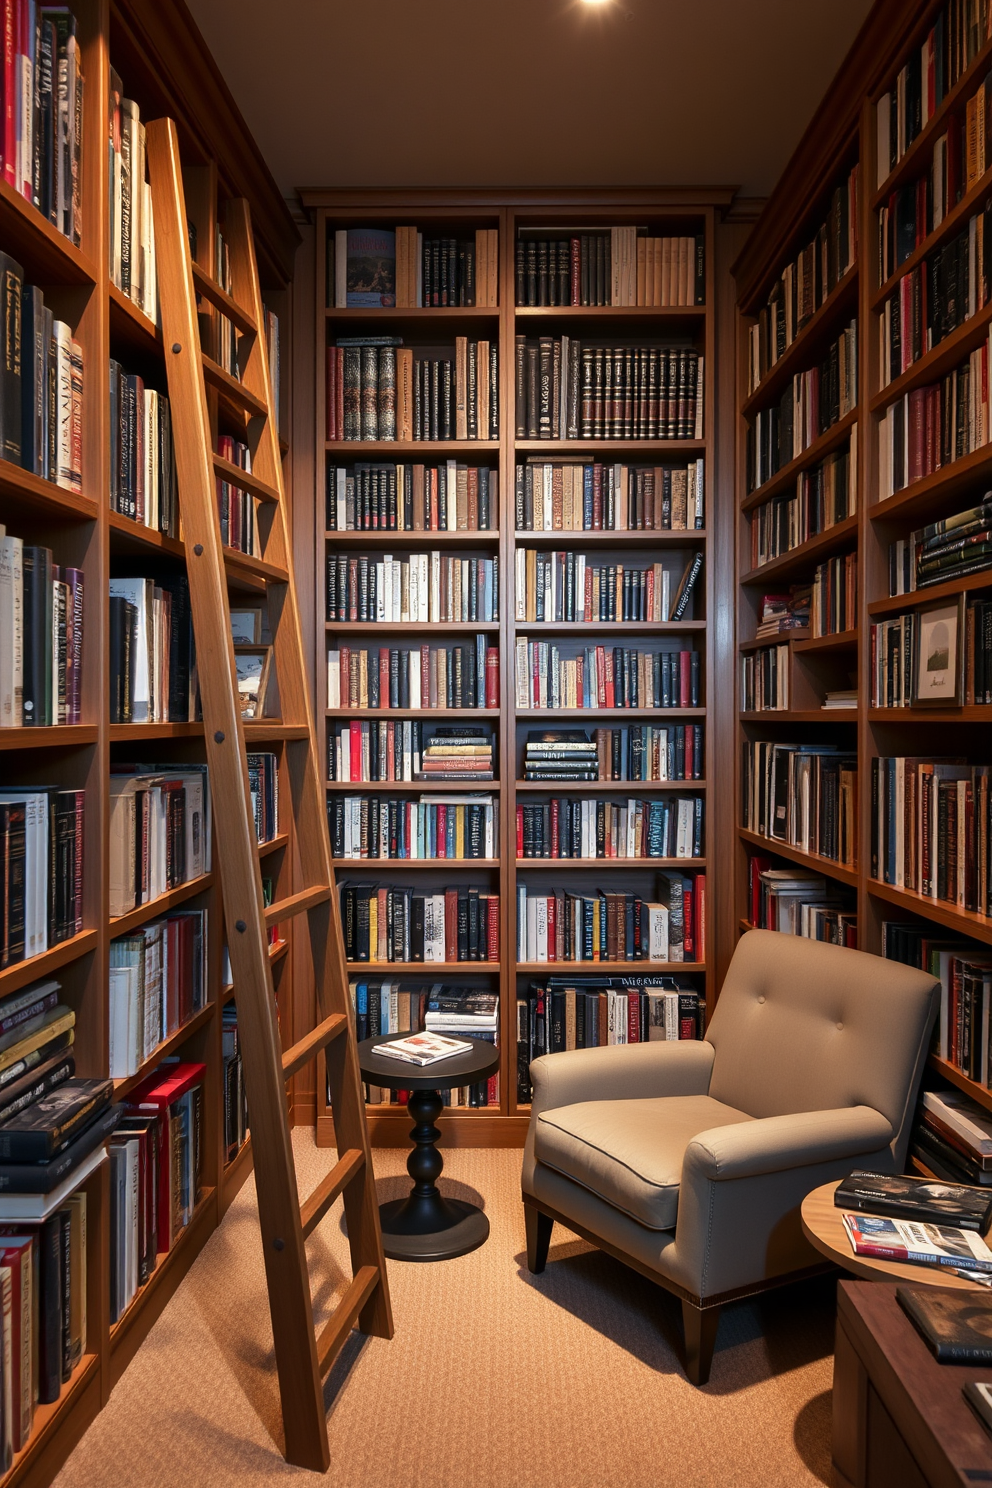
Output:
top-left (379, 1087), bottom-right (489, 1262)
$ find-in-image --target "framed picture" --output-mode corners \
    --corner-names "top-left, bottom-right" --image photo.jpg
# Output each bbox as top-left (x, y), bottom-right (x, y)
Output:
top-left (230, 607), bottom-right (263, 645)
top-left (234, 647), bottom-right (271, 719)
top-left (912, 597), bottom-right (964, 706)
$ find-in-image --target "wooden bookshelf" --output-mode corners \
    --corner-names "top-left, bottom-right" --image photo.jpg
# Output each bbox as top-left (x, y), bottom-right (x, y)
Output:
top-left (732, 0), bottom-right (992, 1140)
top-left (0, 4), bottom-right (299, 1483)
top-left (303, 188), bottom-right (728, 1147)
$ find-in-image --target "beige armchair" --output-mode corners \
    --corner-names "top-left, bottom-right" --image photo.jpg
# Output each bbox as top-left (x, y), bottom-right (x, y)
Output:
top-left (521, 929), bottom-right (939, 1384)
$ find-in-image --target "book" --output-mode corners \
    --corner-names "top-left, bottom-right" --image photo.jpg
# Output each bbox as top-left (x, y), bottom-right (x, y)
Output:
top-left (326, 462), bottom-right (497, 532)
top-left (842, 1211), bottom-right (992, 1271)
top-left (515, 638), bottom-right (700, 711)
top-left (326, 338), bottom-right (497, 442)
top-left (0, 1102), bottom-right (122, 1192)
top-left (0, 1078), bottom-right (112, 1162)
top-left (329, 794), bottom-right (497, 861)
top-left (898, 1286), bottom-right (992, 1362)
top-left (517, 798), bottom-right (707, 860)
top-left (749, 439), bottom-right (857, 570)
top-left (515, 550), bottom-right (682, 624)
top-left (516, 877), bottom-right (703, 962)
top-left (515, 459), bottom-right (704, 533)
top-left (327, 552), bottom-right (498, 625)
top-left (340, 883), bottom-right (499, 964)
top-left (372, 1032), bottom-right (474, 1065)
top-left (515, 338), bottom-right (702, 442)
top-left (741, 740), bottom-right (858, 867)
top-left (516, 230), bottom-right (703, 308)
top-left (835, 1171), bottom-right (992, 1232)
top-left (747, 320), bottom-right (857, 492)
top-left (326, 639), bottom-right (498, 711)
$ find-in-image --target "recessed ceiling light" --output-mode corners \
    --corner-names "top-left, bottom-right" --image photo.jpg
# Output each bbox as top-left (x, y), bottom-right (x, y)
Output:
top-left (582, 0), bottom-right (613, 6)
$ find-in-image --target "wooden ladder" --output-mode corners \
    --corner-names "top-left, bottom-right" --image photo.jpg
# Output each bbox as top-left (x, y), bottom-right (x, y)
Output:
top-left (145, 117), bottom-right (392, 1472)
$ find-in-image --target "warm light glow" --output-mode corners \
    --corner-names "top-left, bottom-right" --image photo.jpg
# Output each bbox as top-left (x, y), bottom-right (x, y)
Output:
top-left (581, 0), bottom-right (613, 6)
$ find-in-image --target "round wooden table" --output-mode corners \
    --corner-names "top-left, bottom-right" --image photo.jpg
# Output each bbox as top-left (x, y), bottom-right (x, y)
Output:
top-left (357, 1033), bottom-right (500, 1263)
top-left (801, 1180), bottom-right (988, 1290)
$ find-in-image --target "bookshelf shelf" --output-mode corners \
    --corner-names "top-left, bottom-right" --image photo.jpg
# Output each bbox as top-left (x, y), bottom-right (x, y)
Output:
top-left (868, 572), bottom-right (992, 615)
top-left (870, 296), bottom-right (992, 415)
top-left (867, 440), bottom-right (992, 527)
top-left (516, 960), bottom-right (706, 973)
top-left (519, 707), bottom-right (706, 720)
top-left (0, 179), bottom-right (99, 285)
top-left (325, 707), bottom-right (496, 720)
top-left (344, 961), bottom-right (499, 972)
top-left (109, 875), bottom-right (215, 936)
top-left (515, 439), bottom-right (706, 456)
top-left (326, 779), bottom-right (502, 792)
top-left (868, 706), bottom-right (992, 722)
top-left (111, 1004), bottom-right (216, 1101)
top-left (739, 514), bottom-right (860, 587)
top-left (108, 281), bottom-right (161, 355)
top-left (872, 162), bottom-right (992, 309)
top-left (0, 930), bottom-right (100, 1000)
top-left (792, 628), bottom-right (858, 653)
top-left (516, 528), bottom-right (707, 548)
top-left (334, 858), bottom-right (499, 869)
top-left (0, 456), bottom-right (99, 523)
top-left (323, 530), bottom-right (501, 546)
top-left (0, 726), bottom-right (99, 751)
top-left (739, 631), bottom-right (809, 652)
top-left (866, 880), bottom-right (992, 946)
top-left (514, 304), bottom-right (707, 322)
top-left (741, 263), bottom-right (859, 419)
top-left (514, 779), bottom-right (705, 793)
top-left (515, 858), bottom-right (705, 869)
top-left (926, 1056), bottom-right (992, 1116)
top-left (326, 306), bottom-right (499, 321)
top-left (739, 709), bottom-right (853, 722)
top-left (325, 621), bottom-right (499, 635)
top-left (326, 440), bottom-right (501, 456)
top-left (740, 408), bottom-right (859, 512)
top-left (737, 828), bottom-right (858, 887)
top-left (513, 620), bottom-right (705, 634)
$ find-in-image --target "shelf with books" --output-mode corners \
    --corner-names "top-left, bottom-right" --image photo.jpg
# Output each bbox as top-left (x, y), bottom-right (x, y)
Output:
top-left (325, 621), bottom-right (499, 635)
top-left (325, 306), bottom-right (499, 322)
top-left (516, 439), bottom-right (705, 456)
top-left (869, 572), bottom-right (992, 614)
top-left (868, 705), bottom-right (992, 721)
top-left (108, 1185), bottom-right (216, 1362)
top-left (739, 513), bottom-right (860, 587)
top-left (0, 725), bottom-right (99, 751)
top-left (517, 528), bottom-right (707, 549)
top-left (111, 1004), bottom-right (216, 1101)
top-left (926, 1055), bottom-right (992, 1117)
top-left (513, 304), bottom-right (706, 323)
top-left (514, 779), bottom-right (705, 793)
top-left (323, 530), bottom-right (501, 547)
top-left (516, 960), bottom-right (705, 973)
top-left (738, 828), bottom-right (860, 888)
top-left (324, 441), bottom-right (501, 457)
top-left (740, 409), bottom-right (860, 512)
top-left (345, 961), bottom-right (498, 973)
top-left (741, 264), bottom-right (860, 420)
top-left (870, 295), bottom-right (992, 414)
top-left (0, 179), bottom-right (99, 287)
top-left (108, 874), bottom-right (215, 937)
top-left (326, 779), bottom-right (503, 793)
top-left (0, 929), bottom-right (100, 1000)
top-left (325, 707), bottom-right (496, 720)
top-left (868, 440), bottom-right (992, 526)
top-left (872, 161), bottom-right (992, 309)
top-left (515, 859), bottom-right (705, 870)
top-left (739, 709), bottom-right (853, 723)
top-left (866, 879), bottom-right (992, 948)
top-left (333, 858), bottom-right (500, 869)
top-left (0, 457), bottom-right (100, 525)
top-left (792, 628), bottom-right (858, 653)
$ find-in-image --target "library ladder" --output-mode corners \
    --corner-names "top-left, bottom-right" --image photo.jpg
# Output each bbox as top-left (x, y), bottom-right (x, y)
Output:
top-left (145, 117), bottom-right (392, 1471)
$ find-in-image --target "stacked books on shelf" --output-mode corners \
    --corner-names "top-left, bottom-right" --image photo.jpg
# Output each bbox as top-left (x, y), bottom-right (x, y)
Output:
top-left (746, 320), bottom-right (857, 492)
top-left (108, 574), bottom-right (196, 725)
top-left (109, 364), bottom-right (176, 533)
top-left (247, 753), bottom-right (278, 845)
top-left (754, 585), bottom-right (811, 637)
top-left (514, 549), bottom-right (702, 623)
top-left (741, 643), bottom-right (789, 711)
top-left (835, 1171), bottom-right (992, 1275)
top-left (2, 7), bottom-right (83, 243)
top-left (516, 874), bottom-right (703, 962)
top-left (747, 855), bottom-right (857, 943)
top-left (417, 725), bottom-right (494, 780)
top-left (913, 1091), bottom-right (992, 1180)
top-left (741, 740), bottom-right (858, 866)
top-left (516, 796), bottom-right (704, 860)
top-left (325, 336), bottom-right (498, 443)
top-left (514, 339), bottom-right (703, 441)
top-left (878, 334), bottom-right (992, 497)
top-left (0, 258), bottom-right (83, 491)
top-left (0, 534), bottom-right (83, 726)
top-left (522, 729), bottom-right (597, 781)
top-left (517, 975), bottom-right (704, 1096)
top-left (329, 227), bottom-right (498, 308)
top-left (109, 909), bottom-right (207, 1078)
top-left (222, 1007), bottom-right (248, 1163)
top-left (515, 640), bottom-right (700, 710)
top-left (745, 163), bottom-right (859, 395)
top-left (109, 764), bottom-right (210, 917)
top-left (326, 461), bottom-right (497, 530)
top-left (810, 552), bottom-right (857, 636)
top-left (107, 75), bottom-right (157, 320)
top-left (326, 637), bottom-right (498, 710)
top-left (352, 980), bottom-right (499, 1106)
top-left (215, 436), bottom-right (258, 555)
top-left (515, 230), bottom-right (703, 308)
top-left (341, 883), bottom-right (499, 964)
top-left (326, 551), bottom-right (498, 624)
top-left (747, 440), bottom-right (856, 569)
top-left (329, 794), bottom-right (498, 860)
top-left (885, 920), bottom-right (992, 1079)
top-left (889, 492), bottom-right (992, 593)
top-left (110, 1062), bottom-right (204, 1324)
top-left (871, 757), bottom-right (990, 911)
top-left (516, 458), bottom-right (705, 531)
top-left (823, 689), bottom-right (858, 710)
top-left (0, 787), bottom-right (84, 966)
top-left (327, 720), bottom-right (496, 782)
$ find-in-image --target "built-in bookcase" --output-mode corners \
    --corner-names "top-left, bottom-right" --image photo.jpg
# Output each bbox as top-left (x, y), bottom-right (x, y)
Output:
top-left (0, 4), bottom-right (298, 1481)
top-left (305, 190), bottom-right (727, 1146)
top-left (734, 0), bottom-right (992, 1148)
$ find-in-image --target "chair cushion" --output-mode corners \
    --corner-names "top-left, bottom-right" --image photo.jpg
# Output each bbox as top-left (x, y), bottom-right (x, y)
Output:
top-left (535, 1095), bottom-right (754, 1231)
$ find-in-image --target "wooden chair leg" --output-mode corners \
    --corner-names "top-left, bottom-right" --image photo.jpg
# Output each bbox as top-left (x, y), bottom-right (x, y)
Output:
top-left (682, 1301), bottom-right (720, 1385)
top-left (525, 1204), bottom-right (553, 1273)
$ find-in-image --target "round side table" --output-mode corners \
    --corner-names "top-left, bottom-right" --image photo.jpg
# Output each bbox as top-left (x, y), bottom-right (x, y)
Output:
top-left (357, 1033), bottom-right (500, 1262)
top-left (801, 1180), bottom-right (986, 1289)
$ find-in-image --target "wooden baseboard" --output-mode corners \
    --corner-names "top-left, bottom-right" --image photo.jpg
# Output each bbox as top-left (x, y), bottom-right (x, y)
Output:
top-left (317, 1110), bottom-right (529, 1148)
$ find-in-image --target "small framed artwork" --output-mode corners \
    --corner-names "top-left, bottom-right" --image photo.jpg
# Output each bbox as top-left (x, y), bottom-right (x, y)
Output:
top-left (230, 607), bottom-right (263, 645)
top-left (912, 597), bottom-right (964, 706)
top-left (235, 647), bottom-right (271, 718)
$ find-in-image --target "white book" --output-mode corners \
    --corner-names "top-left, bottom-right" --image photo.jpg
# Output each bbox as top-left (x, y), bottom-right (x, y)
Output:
top-left (0, 532), bottom-right (23, 727)
top-left (108, 578), bottom-right (152, 720)
top-left (327, 651), bottom-right (340, 709)
top-left (517, 884), bottom-right (527, 961)
top-left (53, 320), bottom-right (73, 490)
top-left (535, 895), bottom-right (548, 963)
top-left (664, 990), bottom-right (679, 1041)
top-left (645, 903), bottom-right (669, 961)
top-left (109, 964), bottom-right (136, 1078)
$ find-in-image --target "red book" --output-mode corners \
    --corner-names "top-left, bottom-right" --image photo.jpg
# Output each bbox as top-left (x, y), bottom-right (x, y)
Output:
top-left (627, 989), bottom-right (640, 1043)
top-left (326, 346), bottom-right (336, 440)
top-left (128, 1063), bottom-right (205, 1255)
top-left (908, 388), bottom-right (926, 484)
top-left (485, 647), bottom-right (499, 707)
top-left (487, 894), bottom-right (500, 961)
top-left (444, 888), bottom-right (458, 961)
top-left (546, 894), bottom-right (557, 961)
top-left (683, 882), bottom-right (693, 961)
top-left (0, 1235), bottom-right (33, 1450)
top-left (695, 873), bottom-right (706, 952)
top-left (436, 803), bottom-right (447, 858)
top-left (349, 721), bottom-right (361, 781)
top-left (487, 1073), bottom-right (498, 1106)
top-left (516, 806), bottom-right (524, 857)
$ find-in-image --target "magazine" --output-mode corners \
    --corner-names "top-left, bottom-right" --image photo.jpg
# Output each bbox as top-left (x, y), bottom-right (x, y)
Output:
top-left (842, 1212), bottom-right (992, 1272)
top-left (372, 1032), bottom-right (474, 1066)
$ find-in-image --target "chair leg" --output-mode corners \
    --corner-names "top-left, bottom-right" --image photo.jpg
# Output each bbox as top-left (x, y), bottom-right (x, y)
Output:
top-left (682, 1301), bottom-right (720, 1386)
top-left (525, 1204), bottom-right (553, 1274)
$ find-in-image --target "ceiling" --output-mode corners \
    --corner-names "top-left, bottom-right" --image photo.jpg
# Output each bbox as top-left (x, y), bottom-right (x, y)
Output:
top-left (186, 0), bottom-right (874, 205)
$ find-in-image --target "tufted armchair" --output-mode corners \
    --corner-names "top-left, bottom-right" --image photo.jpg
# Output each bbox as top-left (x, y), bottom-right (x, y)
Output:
top-left (521, 930), bottom-right (939, 1384)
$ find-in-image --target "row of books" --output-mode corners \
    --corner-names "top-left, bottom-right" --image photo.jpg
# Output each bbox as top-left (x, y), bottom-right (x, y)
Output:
top-left (910, 1090), bottom-right (992, 1184)
top-left (329, 227), bottom-right (499, 309)
top-left (208, 225), bottom-right (240, 381)
top-left (515, 458), bottom-right (705, 532)
top-left (514, 338), bottom-right (703, 442)
top-left (328, 795), bottom-right (498, 861)
top-left (326, 462), bottom-right (497, 532)
top-left (741, 740), bottom-right (858, 867)
top-left (889, 492), bottom-right (992, 592)
top-left (869, 605), bottom-right (992, 708)
top-left (108, 765), bottom-right (211, 917)
top-left (325, 338), bottom-right (499, 443)
top-left (810, 551), bottom-right (857, 637)
top-left (514, 231), bottom-right (705, 308)
top-left (108, 575), bottom-right (196, 725)
top-left (2, 3), bottom-right (82, 243)
top-left (326, 552), bottom-right (499, 625)
top-left (222, 1008), bottom-right (247, 1164)
top-left (747, 440), bottom-right (856, 570)
top-left (877, 336), bottom-right (992, 496)
top-left (352, 981), bottom-right (498, 1106)
top-left (745, 164), bottom-right (859, 395)
top-left (327, 721), bottom-right (495, 783)
top-left (110, 1062), bottom-right (204, 1324)
top-left (513, 549), bottom-right (702, 624)
top-left (0, 787), bottom-right (83, 965)
top-left (884, 920), bottom-right (992, 1083)
top-left (878, 208), bottom-right (991, 387)
top-left (747, 856), bottom-right (857, 944)
top-left (247, 754), bottom-right (279, 846)
top-left (523, 724), bottom-right (704, 782)
top-left (108, 910), bottom-right (207, 1078)
top-left (746, 320), bottom-right (858, 492)
top-left (516, 875), bottom-right (703, 964)
top-left (340, 883), bottom-right (500, 963)
top-left (514, 640), bottom-right (701, 711)
top-left (0, 258), bottom-right (82, 490)
top-left (871, 757), bottom-right (991, 912)
top-left (516, 977), bottom-right (703, 1097)
top-left (107, 75), bottom-right (157, 321)
top-left (215, 436), bottom-right (259, 557)
top-left (516, 796), bottom-right (705, 861)
top-left (0, 535), bottom-right (82, 726)
top-left (741, 643), bottom-right (789, 712)
top-left (326, 639), bottom-right (499, 711)
top-left (754, 585), bottom-right (810, 637)
top-left (108, 362), bottom-right (176, 534)
top-left (875, 0), bottom-right (990, 187)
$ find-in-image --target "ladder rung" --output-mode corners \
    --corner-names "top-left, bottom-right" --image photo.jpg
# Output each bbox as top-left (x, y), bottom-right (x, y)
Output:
top-left (300, 1148), bottom-right (365, 1240)
top-left (201, 353), bottom-right (269, 420)
top-left (223, 546), bottom-right (289, 586)
top-left (315, 1265), bottom-right (380, 1377)
top-left (213, 451), bottom-right (280, 504)
top-left (264, 885), bottom-right (332, 928)
top-left (282, 1012), bottom-right (348, 1081)
top-left (191, 260), bottom-right (258, 335)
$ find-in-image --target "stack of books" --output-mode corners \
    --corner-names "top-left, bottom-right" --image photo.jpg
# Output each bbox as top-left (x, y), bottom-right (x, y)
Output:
top-left (417, 726), bottom-right (494, 781)
top-left (424, 988), bottom-right (498, 1042)
top-left (755, 586), bottom-right (811, 638)
top-left (836, 1170), bottom-right (992, 1277)
top-left (748, 860), bottom-right (857, 944)
top-left (889, 493), bottom-right (992, 595)
top-left (524, 730), bottom-right (597, 781)
top-left (913, 1091), bottom-right (992, 1185)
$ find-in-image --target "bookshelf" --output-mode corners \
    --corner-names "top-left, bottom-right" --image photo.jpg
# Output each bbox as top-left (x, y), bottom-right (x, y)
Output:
top-left (303, 189), bottom-right (730, 1146)
top-left (733, 0), bottom-right (992, 1127)
top-left (0, 3), bottom-right (298, 1481)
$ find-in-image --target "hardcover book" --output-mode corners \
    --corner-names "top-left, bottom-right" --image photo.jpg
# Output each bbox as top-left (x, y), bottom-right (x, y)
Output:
top-left (835, 1171), bottom-right (992, 1232)
top-left (898, 1286), bottom-right (992, 1362)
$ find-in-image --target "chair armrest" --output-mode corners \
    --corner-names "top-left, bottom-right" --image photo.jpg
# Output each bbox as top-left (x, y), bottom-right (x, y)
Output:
top-left (530, 1040), bottom-right (715, 1118)
top-left (683, 1105), bottom-right (894, 1184)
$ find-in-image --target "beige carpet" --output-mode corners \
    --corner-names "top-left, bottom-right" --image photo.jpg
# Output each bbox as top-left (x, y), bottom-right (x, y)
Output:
top-left (55, 1132), bottom-right (836, 1488)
